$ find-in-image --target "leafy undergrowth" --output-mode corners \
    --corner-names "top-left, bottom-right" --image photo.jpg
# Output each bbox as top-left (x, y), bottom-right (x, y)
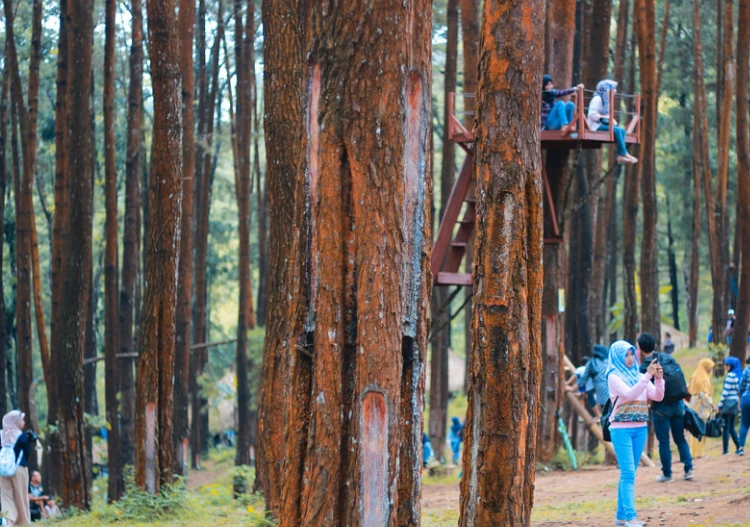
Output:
top-left (49, 458), bottom-right (270, 527)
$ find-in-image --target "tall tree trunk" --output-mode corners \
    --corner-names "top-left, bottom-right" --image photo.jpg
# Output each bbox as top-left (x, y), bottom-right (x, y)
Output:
top-left (53, 0), bottom-right (95, 508)
top-left (666, 199), bottom-right (680, 330)
top-left (119, 0), bottom-right (143, 469)
top-left (730, 0), bottom-right (750, 361)
top-left (135, 0), bottom-right (183, 493)
top-left (0, 71), bottom-right (8, 418)
top-left (255, 0), bottom-right (309, 513)
top-left (635, 0), bottom-right (661, 343)
top-left (173, 0), bottom-right (195, 477)
top-left (460, 1), bottom-right (544, 525)
top-left (274, 1), bottom-right (432, 525)
top-left (430, 0), bottom-right (458, 464)
top-left (103, 0), bottom-right (123, 500)
top-left (255, 103), bottom-right (269, 327)
top-left (234, 0), bottom-right (255, 471)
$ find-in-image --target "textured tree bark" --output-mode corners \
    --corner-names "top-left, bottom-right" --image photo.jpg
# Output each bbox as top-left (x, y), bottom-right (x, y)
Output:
top-left (255, 0), bottom-right (310, 514)
top-left (635, 0), bottom-right (661, 343)
top-left (53, 0), bottom-right (95, 508)
top-left (234, 0), bottom-right (255, 471)
top-left (272, 1), bottom-right (432, 525)
top-left (173, 0), bottom-right (195, 477)
top-left (0, 72), bottom-right (8, 418)
top-left (730, 0), bottom-right (750, 361)
top-left (135, 0), bottom-right (183, 492)
top-left (666, 201), bottom-right (680, 330)
top-left (103, 0), bottom-right (123, 501)
top-left (459, 1), bottom-right (544, 525)
top-left (430, 0), bottom-right (458, 463)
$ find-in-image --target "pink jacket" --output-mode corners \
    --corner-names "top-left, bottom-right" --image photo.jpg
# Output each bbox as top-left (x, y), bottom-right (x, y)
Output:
top-left (608, 373), bottom-right (665, 429)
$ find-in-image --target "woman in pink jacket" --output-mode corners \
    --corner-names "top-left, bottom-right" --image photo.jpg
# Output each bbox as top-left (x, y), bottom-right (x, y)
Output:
top-left (607, 340), bottom-right (664, 527)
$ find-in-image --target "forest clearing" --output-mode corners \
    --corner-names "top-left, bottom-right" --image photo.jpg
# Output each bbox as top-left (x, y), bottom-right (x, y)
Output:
top-left (3, 0), bottom-right (750, 524)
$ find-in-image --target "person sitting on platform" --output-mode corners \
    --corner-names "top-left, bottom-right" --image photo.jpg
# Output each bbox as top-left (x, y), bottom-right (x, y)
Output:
top-left (541, 74), bottom-right (583, 132)
top-left (587, 79), bottom-right (638, 165)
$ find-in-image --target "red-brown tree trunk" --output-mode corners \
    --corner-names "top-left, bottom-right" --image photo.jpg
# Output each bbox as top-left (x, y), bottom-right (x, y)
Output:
top-left (0, 69), bottom-right (8, 417)
top-left (255, 0), bottom-right (310, 514)
top-left (273, 1), bottom-right (432, 525)
top-left (459, 1), bottom-right (544, 525)
top-left (135, 0), bottom-right (183, 493)
top-left (173, 0), bottom-right (195, 477)
top-left (119, 0), bottom-right (143, 469)
top-left (730, 0), bottom-right (750, 361)
top-left (430, 0), bottom-right (458, 463)
top-left (103, 0), bottom-right (123, 501)
top-left (54, 0), bottom-right (95, 508)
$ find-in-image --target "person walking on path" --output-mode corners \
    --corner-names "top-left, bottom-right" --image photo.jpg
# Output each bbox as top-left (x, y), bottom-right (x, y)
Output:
top-left (687, 358), bottom-right (716, 458)
top-left (448, 417), bottom-right (464, 465)
top-left (0, 411), bottom-right (32, 526)
top-left (638, 333), bottom-right (694, 481)
top-left (737, 360), bottom-right (750, 456)
top-left (578, 344), bottom-right (610, 415)
top-left (719, 357), bottom-right (743, 454)
top-left (607, 340), bottom-right (665, 527)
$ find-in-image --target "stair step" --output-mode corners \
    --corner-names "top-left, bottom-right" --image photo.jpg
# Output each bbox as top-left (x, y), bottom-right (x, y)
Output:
top-left (435, 272), bottom-right (472, 286)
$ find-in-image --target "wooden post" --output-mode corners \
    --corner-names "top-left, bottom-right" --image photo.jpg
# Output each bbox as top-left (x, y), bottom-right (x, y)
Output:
top-left (609, 89), bottom-right (615, 143)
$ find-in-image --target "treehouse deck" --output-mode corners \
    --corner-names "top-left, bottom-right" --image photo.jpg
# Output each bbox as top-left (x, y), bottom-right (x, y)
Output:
top-left (433, 88), bottom-right (641, 287)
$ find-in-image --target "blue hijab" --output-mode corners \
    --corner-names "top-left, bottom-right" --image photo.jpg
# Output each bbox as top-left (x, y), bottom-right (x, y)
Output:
top-left (725, 356), bottom-right (743, 376)
top-left (595, 79), bottom-right (618, 117)
top-left (451, 416), bottom-right (463, 435)
top-left (606, 340), bottom-right (641, 387)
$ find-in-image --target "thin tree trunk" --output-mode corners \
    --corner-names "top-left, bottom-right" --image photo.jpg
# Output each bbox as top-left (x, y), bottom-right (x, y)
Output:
top-left (103, 0), bottom-right (123, 500)
top-left (173, 0), bottom-right (195, 477)
top-left (666, 198), bottom-right (680, 330)
top-left (430, 0), bottom-right (458, 464)
top-left (730, 0), bottom-right (750, 361)
top-left (255, 0), bottom-right (310, 513)
top-left (0, 68), bottom-right (9, 417)
top-left (459, 2), bottom-right (544, 524)
top-left (135, 0), bottom-right (183, 492)
top-left (54, 0), bottom-right (95, 508)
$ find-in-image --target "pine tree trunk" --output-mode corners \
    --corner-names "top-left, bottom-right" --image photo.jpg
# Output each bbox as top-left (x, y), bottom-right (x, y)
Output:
top-left (272, 2), bottom-right (432, 525)
top-left (430, 0), bottom-right (458, 464)
top-left (255, 0), bottom-right (310, 514)
top-left (255, 81), bottom-right (269, 327)
top-left (135, 0), bottom-right (182, 492)
top-left (666, 201), bottom-right (680, 330)
top-left (173, 0), bottom-right (195, 477)
top-left (54, 0), bottom-right (95, 508)
top-left (103, 0), bottom-right (123, 500)
top-left (459, 1), bottom-right (544, 525)
top-left (730, 0), bottom-right (750, 361)
top-left (234, 0), bottom-right (255, 470)
top-left (0, 70), bottom-right (9, 417)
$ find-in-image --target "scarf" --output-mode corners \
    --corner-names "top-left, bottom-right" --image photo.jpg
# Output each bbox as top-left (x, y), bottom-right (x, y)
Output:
top-left (606, 340), bottom-right (641, 387)
top-left (450, 416), bottom-right (463, 435)
top-left (688, 358), bottom-right (715, 395)
top-left (1, 410), bottom-right (24, 446)
top-left (595, 79), bottom-right (618, 117)
top-left (725, 356), bottom-right (743, 376)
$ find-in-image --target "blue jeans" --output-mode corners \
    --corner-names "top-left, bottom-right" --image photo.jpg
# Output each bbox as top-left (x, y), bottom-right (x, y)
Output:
top-left (597, 124), bottom-right (628, 156)
top-left (546, 101), bottom-right (575, 130)
top-left (451, 439), bottom-right (461, 464)
top-left (653, 402), bottom-right (693, 477)
top-left (739, 396), bottom-right (750, 448)
top-left (723, 412), bottom-right (740, 453)
top-left (611, 426), bottom-right (648, 522)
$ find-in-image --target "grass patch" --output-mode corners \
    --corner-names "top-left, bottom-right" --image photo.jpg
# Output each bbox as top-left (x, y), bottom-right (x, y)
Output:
top-left (422, 508), bottom-right (460, 527)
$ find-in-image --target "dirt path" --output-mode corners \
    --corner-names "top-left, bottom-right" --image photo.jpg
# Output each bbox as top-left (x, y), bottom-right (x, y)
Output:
top-left (422, 441), bottom-right (750, 526)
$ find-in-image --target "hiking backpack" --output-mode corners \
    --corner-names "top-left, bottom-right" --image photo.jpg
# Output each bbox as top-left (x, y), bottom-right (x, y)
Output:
top-left (0, 443), bottom-right (23, 477)
top-left (654, 352), bottom-right (689, 404)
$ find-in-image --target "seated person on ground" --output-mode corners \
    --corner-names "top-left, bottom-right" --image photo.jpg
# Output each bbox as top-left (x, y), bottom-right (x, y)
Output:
top-left (587, 79), bottom-right (637, 165)
top-left (541, 74), bottom-right (583, 131)
top-left (28, 470), bottom-right (48, 522)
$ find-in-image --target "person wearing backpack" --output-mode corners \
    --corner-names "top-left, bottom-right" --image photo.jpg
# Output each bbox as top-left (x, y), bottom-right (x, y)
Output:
top-left (607, 340), bottom-right (664, 527)
top-left (638, 332), bottom-right (694, 482)
top-left (0, 411), bottom-right (32, 526)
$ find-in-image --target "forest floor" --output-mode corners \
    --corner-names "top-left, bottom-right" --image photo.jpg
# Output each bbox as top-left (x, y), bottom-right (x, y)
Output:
top-left (422, 439), bottom-right (750, 526)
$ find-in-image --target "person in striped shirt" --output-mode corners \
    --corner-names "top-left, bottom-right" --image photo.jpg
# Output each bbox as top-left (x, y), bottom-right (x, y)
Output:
top-left (737, 361), bottom-right (750, 456)
top-left (719, 356), bottom-right (743, 454)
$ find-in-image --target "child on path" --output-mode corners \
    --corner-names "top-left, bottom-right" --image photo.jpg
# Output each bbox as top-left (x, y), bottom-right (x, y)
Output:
top-left (687, 358), bottom-right (716, 458)
top-left (719, 357), bottom-right (743, 454)
top-left (587, 79), bottom-right (637, 165)
top-left (607, 340), bottom-right (664, 527)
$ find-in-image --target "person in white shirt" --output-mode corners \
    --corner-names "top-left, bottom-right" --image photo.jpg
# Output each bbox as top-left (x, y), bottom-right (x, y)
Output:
top-left (587, 79), bottom-right (637, 165)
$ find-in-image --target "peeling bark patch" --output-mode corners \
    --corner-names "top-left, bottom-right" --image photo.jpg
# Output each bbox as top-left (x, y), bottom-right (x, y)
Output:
top-left (402, 72), bottom-right (427, 337)
top-left (305, 63), bottom-right (321, 330)
top-left (145, 402), bottom-right (156, 494)
top-left (361, 391), bottom-right (389, 527)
